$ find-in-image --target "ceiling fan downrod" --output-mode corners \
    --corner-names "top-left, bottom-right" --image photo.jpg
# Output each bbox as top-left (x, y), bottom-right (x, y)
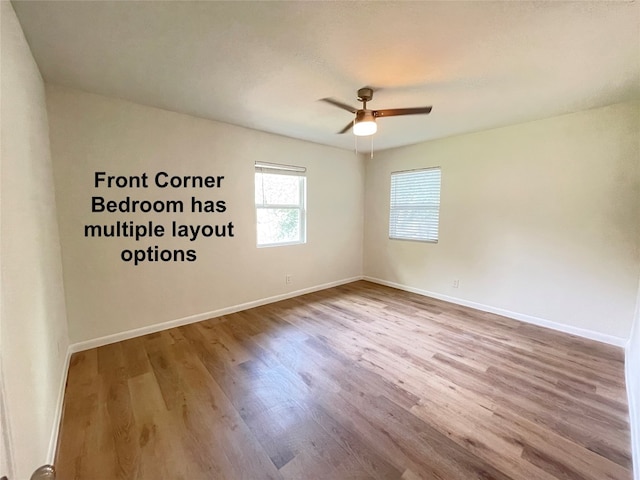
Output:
top-left (357, 87), bottom-right (374, 109)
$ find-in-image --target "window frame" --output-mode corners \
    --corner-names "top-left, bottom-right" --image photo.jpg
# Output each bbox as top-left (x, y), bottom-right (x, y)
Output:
top-left (255, 162), bottom-right (307, 248)
top-left (388, 166), bottom-right (441, 243)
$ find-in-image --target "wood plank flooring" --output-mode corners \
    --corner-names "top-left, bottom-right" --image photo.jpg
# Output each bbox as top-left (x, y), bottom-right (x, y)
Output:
top-left (55, 281), bottom-right (632, 479)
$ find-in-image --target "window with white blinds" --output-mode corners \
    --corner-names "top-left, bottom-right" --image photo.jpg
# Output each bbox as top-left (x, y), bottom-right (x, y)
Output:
top-left (389, 167), bottom-right (441, 242)
top-left (255, 162), bottom-right (306, 247)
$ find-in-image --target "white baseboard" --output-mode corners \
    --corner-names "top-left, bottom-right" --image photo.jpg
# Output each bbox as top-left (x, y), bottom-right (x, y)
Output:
top-left (69, 274), bottom-right (627, 352)
top-left (0, 352), bottom-right (16, 478)
top-left (626, 340), bottom-right (640, 480)
top-left (69, 276), bottom-right (362, 354)
top-left (626, 350), bottom-right (640, 480)
top-left (47, 345), bottom-right (72, 465)
top-left (363, 276), bottom-right (627, 347)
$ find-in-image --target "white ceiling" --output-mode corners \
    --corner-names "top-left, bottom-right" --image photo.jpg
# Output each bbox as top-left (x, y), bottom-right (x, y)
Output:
top-left (11, 1), bottom-right (640, 152)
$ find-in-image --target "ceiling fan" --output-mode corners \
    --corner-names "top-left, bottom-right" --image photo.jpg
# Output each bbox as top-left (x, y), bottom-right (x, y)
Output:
top-left (321, 87), bottom-right (432, 136)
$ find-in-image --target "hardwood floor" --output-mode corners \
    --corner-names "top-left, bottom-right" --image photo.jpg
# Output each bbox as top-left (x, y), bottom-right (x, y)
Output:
top-left (55, 281), bottom-right (632, 479)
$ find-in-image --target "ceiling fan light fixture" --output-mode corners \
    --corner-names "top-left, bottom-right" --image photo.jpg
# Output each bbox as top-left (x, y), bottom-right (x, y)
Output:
top-left (353, 110), bottom-right (377, 136)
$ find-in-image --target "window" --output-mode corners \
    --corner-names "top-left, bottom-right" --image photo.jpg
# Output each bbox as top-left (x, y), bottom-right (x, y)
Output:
top-left (255, 162), bottom-right (306, 247)
top-left (389, 167), bottom-right (441, 242)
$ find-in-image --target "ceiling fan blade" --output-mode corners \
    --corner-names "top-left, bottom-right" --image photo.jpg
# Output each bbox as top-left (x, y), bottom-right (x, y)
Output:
top-left (374, 106), bottom-right (433, 118)
top-left (321, 98), bottom-right (357, 114)
top-left (338, 121), bottom-right (354, 134)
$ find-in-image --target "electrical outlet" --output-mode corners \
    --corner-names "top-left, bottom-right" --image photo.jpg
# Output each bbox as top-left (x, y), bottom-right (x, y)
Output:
top-left (452, 279), bottom-right (459, 288)
top-left (285, 274), bottom-right (292, 285)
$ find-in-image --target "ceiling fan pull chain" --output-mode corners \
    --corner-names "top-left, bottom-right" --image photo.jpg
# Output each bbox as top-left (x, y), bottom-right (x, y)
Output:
top-left (370, 136), bottom-right (374, 159)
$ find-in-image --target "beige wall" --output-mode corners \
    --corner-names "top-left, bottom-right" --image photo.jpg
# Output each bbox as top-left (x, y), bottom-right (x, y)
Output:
top-left (46, 85), bottom-right (364, 344)
top-left (364, 102), bottom-right (640, 341)
top-left (0, 3), bottom-right (70, 478)
top-left (48, 87), bottom-right (638, 345)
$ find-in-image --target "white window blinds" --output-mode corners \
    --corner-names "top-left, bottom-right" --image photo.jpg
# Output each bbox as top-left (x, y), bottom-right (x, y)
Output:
top-left (389, 167), bottom-right (441, 242)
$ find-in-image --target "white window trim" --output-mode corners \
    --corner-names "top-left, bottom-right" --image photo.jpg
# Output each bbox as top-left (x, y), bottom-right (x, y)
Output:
top-left (255, 163), bottom-right (307, 247)
top-left (389, 166), bottom-right (441, 243)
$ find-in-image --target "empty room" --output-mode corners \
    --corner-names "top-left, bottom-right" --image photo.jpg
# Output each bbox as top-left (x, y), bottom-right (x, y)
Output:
top-left (2, 1), bottom-right (639, 479)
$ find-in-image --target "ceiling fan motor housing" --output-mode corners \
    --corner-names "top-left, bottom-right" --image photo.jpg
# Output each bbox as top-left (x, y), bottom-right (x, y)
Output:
top-left (357, 87), bottom-right (374, 103)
